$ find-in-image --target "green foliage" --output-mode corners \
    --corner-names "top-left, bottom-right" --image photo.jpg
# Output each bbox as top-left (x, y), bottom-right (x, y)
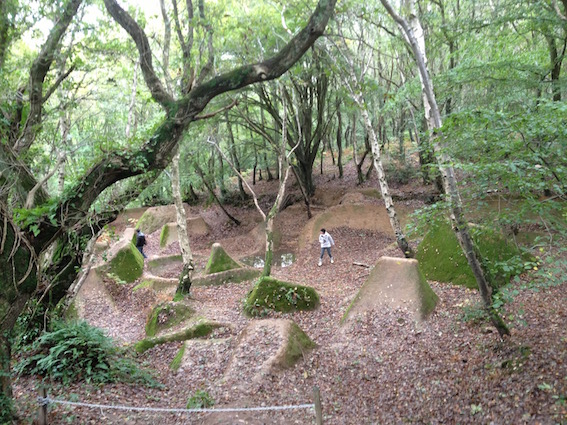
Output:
top-left (0, 392), bottom-right (13, 424)
top-left (13, 200), bottom-right (59, 236)
top-left (186, 389), bottom-right (214, 409)
top-left (243, 277), bottom-right (320, 317)
top-left (384, 160), bottom-right (419, 186)
top-left (15, 321), bottom-right (159, 386)
top-left (13, 298), bottom-right (47, 351)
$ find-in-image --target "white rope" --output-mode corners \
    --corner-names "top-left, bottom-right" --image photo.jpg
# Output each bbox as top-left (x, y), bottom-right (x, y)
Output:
top-left (38, 397), bottom-right (314, 414)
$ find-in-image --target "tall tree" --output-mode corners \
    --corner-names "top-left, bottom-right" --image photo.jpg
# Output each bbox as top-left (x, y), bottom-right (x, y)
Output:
top-left (380, 0), bottom-right (510, 337)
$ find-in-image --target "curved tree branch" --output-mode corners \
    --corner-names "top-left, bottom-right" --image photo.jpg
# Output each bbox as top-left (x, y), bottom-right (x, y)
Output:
top-left (13, 0), bottom-right (83, 154)
top-left (103, 0), bottom-right (175, 109)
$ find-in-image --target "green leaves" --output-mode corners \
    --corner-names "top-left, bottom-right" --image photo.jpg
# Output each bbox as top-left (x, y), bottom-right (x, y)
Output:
top-left (15, 321), bottom-right (159, 386)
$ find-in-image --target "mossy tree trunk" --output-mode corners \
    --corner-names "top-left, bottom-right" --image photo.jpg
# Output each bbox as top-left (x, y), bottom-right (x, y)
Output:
top-left (381, 0), bottom-right (509, 337)
top-left (263, 163), bottom-right (292, 277)
top-left (171, 149), bottom-right (194, 295)
top-left (225, 110), bottom-right (248, 200)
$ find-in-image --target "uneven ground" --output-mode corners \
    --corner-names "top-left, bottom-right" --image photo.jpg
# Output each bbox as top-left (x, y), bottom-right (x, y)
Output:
top-left (13, 159), bottom-right (567, 425)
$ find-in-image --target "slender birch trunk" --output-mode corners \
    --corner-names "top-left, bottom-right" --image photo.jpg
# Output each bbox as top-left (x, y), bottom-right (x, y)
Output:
top-left (171, 148), bottom-right (194, 295)
top-left (380, 0), bottom-right (509, 337)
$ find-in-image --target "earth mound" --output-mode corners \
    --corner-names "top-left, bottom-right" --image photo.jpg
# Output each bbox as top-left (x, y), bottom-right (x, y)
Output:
top-left (342, 256), bottom-right (439, 322)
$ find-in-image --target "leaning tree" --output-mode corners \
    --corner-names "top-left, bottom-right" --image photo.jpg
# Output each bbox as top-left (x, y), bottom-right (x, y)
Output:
top-left (0, 0), bottom-right (337, 416)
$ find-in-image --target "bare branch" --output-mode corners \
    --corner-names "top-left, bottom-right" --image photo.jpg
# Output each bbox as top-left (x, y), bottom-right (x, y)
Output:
top-left (42, 65), bottom-right (75, 103)
top-left (194, 99), bottom-right (238, 121)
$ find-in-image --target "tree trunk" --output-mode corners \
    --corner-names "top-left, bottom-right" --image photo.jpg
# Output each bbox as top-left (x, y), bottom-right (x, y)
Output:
top-left (336, 98), bottom-right (344, 178)
top-left (361, 107), bottom-right (412, 257)
top-left (171, 149), bottom-right (194, 295)
top-left (381, 0), bottom-right (509, 337)
top-left (291, 165), bottom-right (312, 219)
top-left (194, 161), bottom-right (240, 225)
top-left (226, 111), bottom-right (247, 200)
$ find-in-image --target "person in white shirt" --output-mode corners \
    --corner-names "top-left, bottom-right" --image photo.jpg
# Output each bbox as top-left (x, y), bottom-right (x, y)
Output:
top-left (318, 228), bottom-right (335, 266)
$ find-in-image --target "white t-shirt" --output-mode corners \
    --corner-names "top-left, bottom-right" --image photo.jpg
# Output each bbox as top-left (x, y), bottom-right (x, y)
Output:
top-left (319, 232), bottom-right (335, 248)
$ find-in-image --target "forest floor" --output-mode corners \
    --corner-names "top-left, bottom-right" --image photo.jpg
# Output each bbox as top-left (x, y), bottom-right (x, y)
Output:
top-left (12, 159), bottom-right (567, 425)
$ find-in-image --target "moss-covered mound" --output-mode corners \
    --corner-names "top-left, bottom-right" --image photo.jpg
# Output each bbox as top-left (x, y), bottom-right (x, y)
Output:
top-left (243, 276), bottom-right (319, 316)
top-left (281, 321), bottom-right (317, 367)
top-left (134, 318), bottom-right (220, 353)
top-left (107, 243), bottom-right (144, 283)
top-left (342, 256), bottom-right (438, 324)
top-left (145, 302), bottom-right (195, 337)
top-left (416, 220), bottom-right (527, 289)
top-left (133, 276), bottom-right (178, 293)
top-left (204, 243), bottom-right (241, 274)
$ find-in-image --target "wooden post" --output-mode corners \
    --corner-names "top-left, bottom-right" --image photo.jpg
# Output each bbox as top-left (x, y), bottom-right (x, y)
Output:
top-left (313, 386), bottom-right (323, 425)
top-left (38, 386), bottom-right (48, 425)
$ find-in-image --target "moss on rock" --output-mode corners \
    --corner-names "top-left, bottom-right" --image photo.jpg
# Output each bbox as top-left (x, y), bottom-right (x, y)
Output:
top-left (159, 224), bottom-right (170, 248)
top-left (107, 243), bottom-right (144, 283)
top-left (145, 302), bottom-right (195, 337)
top-left (283, 322), bottom-right (317, 367)
top-left (193, 268), bottom-right (261, 286)
top-left (416, 220), bottom-right (527, 289)
top-left (204, 243), bottom-right (241, 274)
top-left (170, 344), bottom-right (186, 371)
top-left (135, 319), bottom-right (219, 353)
top-left (243, 276), bottom-right (320, 316)
top-left (147, 255), bottom-right (183, 275)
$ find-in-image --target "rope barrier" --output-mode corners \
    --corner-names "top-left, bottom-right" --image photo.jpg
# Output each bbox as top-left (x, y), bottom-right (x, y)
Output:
top-left (37, 396), bottom-right (314, 414)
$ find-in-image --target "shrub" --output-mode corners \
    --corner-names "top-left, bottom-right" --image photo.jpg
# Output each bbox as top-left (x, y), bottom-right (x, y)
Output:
top-left (186, 390), bottom-right (214, 409)
top-left (15, 321), bottom-right (159, 386)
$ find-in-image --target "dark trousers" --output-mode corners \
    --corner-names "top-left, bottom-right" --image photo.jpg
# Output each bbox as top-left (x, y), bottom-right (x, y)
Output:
top-left (136, 246), bottom-right (147, 259)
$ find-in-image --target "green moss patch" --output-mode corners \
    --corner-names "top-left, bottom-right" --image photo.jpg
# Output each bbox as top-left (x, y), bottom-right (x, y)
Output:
top-left (145, 302), bottom-right (195, 337)
top-left (159, 224), bottom-right (170, 248)
top-left (416, 220), bottom-right (527, 289)
top-left (107, 243), bottom-right (144, 283)
top-left (135, 319), bottom-right (219, 353)
top-left (243, 276), bottom-right (320, 316)
top-left (170, 344), bottom-right (186, 371)
top-left (147, 255), bottom-right (183, 275)
top-left (204, 243), bottom-right (241, 274)
top-left (283, 322), bottom-right (317, 367)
